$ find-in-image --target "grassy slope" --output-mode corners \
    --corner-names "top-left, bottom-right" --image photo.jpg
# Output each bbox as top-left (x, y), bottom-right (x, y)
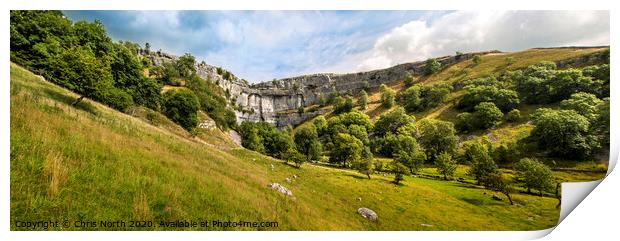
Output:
top-left (11, 63), bottom-right (561, 231)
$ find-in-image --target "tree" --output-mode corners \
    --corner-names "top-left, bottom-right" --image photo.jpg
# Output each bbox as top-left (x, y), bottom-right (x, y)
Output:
top-left (417, 119), bottom-right (458, 160)
top-left (391, 161), bottom-right (410, 185)
top-left (353, 152), bottom-right (374, 179)
top-left (176, 53), bottom-right (196, 78)
top-left (455, 112), bottom-right (475, 132)
top-left (435, 152), bottom-right (457, 180)
top-left (313, 115), bottom-right (328, 136)
top-left (560, 92), bottom-right (603, 120)
top-left (505, 57), bottom-right (515, 65)
top-left (358, 90), bottom-right (368, 110)
top-left (287, 149), bottom-right (306, 168)
top-left (457, 85), bottom-right (519, 112)
top-left (334, 95), bottom-right (353, 113)
top-left (473, 102), bottom-right (504, 129)
top-left (398, 85), bottom-right (422, 112)
top-left (162, 89), bottom-right (200, 130)
top-left (404, 74), bottom-right (415, 87)
top-left (514, 158), bottom-right (555, 196)
top-left (294, 124), bottom-right (322, 161)
top-left (484, 171), bottom-right (514, 205)
top-left (380, 84), bottom-right (396, 108)
top-left (330, 133), bottom-right (364, 167)
top-left (374, 107), bottom-right (414, 136)
top-left (424, 58), bottom-right (442, 75)
top-left (394, 150), bottom-right (424, 175)
top-left (464, 142), bottom-right (498, 185)
top-left (144, 42), bottom-right (151, 54)
top-left (46, 46), bottom-right (115, 106)
top-left (530, 108), bottom-right (599, 158)
top-left (472, 55), bottom-right (482, 65)
top-left (243, 127), bottom-right (265, 153)
top-left (505, 109), bottom-right (521, 122)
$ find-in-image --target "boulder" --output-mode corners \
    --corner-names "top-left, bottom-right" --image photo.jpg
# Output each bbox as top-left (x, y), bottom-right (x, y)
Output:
top-left (268, 183), bottom-right (293, 197)
top-left (492, 194), bottom-right (503, 201)
top-left (357, 207), bottom-right (378, 221)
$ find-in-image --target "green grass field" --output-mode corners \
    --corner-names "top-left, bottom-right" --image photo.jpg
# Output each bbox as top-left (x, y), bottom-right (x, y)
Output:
top-left (9, 62), bottom-right (580, 231)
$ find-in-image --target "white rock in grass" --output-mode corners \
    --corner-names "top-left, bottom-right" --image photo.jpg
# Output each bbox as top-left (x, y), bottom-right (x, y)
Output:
top-left (357, 207), bottom-right (378, 221)
top-left (269, 183), bottom-right (293, 197)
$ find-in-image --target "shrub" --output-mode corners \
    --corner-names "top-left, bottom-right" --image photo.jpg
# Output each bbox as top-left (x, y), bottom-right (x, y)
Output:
top-left (472, 55), bottom-right (482, 65)
top-left (560, 92), bottom-right (603, 120)
top-left (514, 158), bottom-right (555, 196)
top-left (530, 108), bottom-right (599, 158)
top-left (404, 74), bottom-right (415, 87)
top-left (162, 89), bottom-right (200, 130)
top-left (424, 58), bottom-right (442, 75)
top-left (374, 107), bottom-right (414, 136)
top-left (380, 84), bottom-right (396, 108)
top-left (391, 161), bottom-right (410, 184)
top-left (417, 119), bottom-right (458, 160)
top-left (505, 109), bottom-right (521, 122)
top-left (473, 102), bottom-right (503, 129)
top-left (358, 90), bottom-right (368, 110)
top-left (435, 152), bottom-right (457, 180)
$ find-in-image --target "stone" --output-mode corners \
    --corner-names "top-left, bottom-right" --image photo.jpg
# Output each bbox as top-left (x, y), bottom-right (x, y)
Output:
top-left (357, 208), bottom-right (378, 221)
top-left (420, 223), bottom-right (433, 227)
top-left (357, 197), bottom-right (362, 202)
top-left (285, 177), bottom-right (292, 183)
top-left (228, 130), bottom-right (242, 146)
top-left (268, 183), bottom-right (293, 197)
top-left (293, 175), bottom-right (298, 179)
top-left (492, 194), bottom-right (503, 201)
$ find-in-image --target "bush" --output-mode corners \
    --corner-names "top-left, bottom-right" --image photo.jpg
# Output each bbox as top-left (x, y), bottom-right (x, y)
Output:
top-left (162, 89), bottom-right (200, 130)
top-left (380, 84), bottom-right (396, 108)
top-left (417, 119), bottom-right (458, 160)
top-left (404, 74), bottom-right (415, 87)
top-left (330, 133), bottom-right (364, 167)
top-left (472, 55), bottom-right (482, 65)
top-left (505, 109), bottom-right (521, 122)
top-left (424, 58), bottom-right (441, 75)
top-left (358, 90), bottom-right (368, 110)
top-left (514, 158), bottom-right (555, 196)
top-left (530, 108), bottom-right (599, 159)
top-left (560, 92), bottom-right (603, 120)
top-left (333, 95), bottom-right (353, 113)
top-left (457, 85), bottom-right (519, 112)
top-left (473, 102), bottom-right (503, 129)
top-left (102, 88), bottom-right (134, 112)
top-left (391, 161), bottom-right (410, 184)
top-left (435, 152), bottom-right (457, 180)
top-left (294, 124), bottom-right (322, 162)
top-left (374, 107), bottom-right (414, 136)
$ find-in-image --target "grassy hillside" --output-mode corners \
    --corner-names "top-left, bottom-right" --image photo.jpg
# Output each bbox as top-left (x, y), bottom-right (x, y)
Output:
top-left (11, 62), bottom-right (565, 231)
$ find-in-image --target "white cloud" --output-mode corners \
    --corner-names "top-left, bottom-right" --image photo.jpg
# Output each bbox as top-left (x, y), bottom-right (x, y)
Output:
top-left (356, 10), bottom-right (610, 71)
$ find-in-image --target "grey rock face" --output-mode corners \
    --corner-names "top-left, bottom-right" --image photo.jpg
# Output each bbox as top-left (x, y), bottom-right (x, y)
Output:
top-left (357, 207), bottom-right (378, 221)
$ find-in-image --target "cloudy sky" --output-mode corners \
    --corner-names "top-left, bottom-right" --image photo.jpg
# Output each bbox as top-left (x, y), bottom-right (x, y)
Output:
top-left (64, 10), bottom-right (609, 83)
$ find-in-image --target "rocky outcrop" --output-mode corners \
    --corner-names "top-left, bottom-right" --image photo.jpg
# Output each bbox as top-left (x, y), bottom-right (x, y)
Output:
top-left (198, 51), bottom-right (497, 127)
top-left (145, 47), bottom-right (608, 129)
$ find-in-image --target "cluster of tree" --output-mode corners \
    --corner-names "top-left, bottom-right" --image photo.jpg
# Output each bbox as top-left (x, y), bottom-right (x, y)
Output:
top-left (10, 10), bottom-right (237, 131)
top-left (238, 122), bottom-right (296, 160)
top-left (457, 77), bottom-right (520, 112)
top-left (513, 62), bottom-right (608, 104)
top-left (456, 102), bottom-right (504, 132)
top-left (11, 10), bottom-right (161, 112)
top-left (156, 55), bottom-right (237, 130)
top-left (397, 82), bottom-right (453, 112)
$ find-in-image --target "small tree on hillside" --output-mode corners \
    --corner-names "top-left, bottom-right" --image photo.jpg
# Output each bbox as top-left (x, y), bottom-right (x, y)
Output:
top-left (466, 142), bottom-right (498, 185)
top-left (358, 90), bottom-right (368, 110)
top-left (380, 84), bottom-right (396, 108)
top-left (424, 58), bottom-right (442, 75)
top-left (473, 55), bottom-right (482, 65)
top-left (391, 161), bottom-right (410, 185)
top-left (435, 152), bottom-right (457, 180)
top-left (484, 171), bottom-right (514, 205)
top-left (514, 158), bottom-right (555, 196)
top-left (294, 124), bottom-right (322, 162)
top-left (473, 102), bottom-right (504, 129)
top-left (404, 73), bottom-right (415, 87)
top-left (162, 89), bottom-right (200, 130)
